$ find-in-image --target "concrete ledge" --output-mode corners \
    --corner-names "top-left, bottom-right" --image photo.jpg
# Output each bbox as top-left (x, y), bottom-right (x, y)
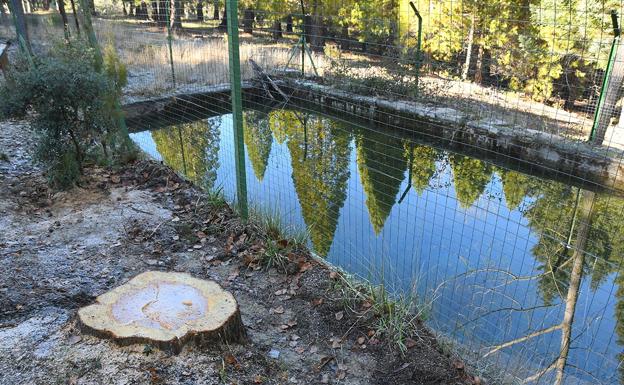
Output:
top-left (121, 80), bottom-right (624, 194)
top-left (279, 79), bottom-right (624, 194)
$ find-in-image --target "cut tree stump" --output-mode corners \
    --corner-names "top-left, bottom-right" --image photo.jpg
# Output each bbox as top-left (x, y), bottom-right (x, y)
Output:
top-left (78, 271), bottom-right (246, 353)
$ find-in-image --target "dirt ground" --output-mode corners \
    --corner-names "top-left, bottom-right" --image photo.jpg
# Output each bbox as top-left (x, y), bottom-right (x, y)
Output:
top-left (0, 119), bottom-right (478, 385)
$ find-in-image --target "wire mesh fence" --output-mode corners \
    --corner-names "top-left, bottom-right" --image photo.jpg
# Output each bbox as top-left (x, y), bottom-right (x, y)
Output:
top-left (3, 0), bottom-right (624, 383)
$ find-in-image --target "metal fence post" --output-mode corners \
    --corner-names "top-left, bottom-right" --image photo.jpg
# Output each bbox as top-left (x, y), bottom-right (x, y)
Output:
top-left (590, 10), bottom-right (621, 144)
top-left (226, 0), bottom-right (248, 220)
top-left (409, 2), bottom-right (422, 97)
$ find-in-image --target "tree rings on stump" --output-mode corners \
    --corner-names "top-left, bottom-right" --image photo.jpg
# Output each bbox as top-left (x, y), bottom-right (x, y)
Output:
top-left (78, 271), bottom-right (246, 353)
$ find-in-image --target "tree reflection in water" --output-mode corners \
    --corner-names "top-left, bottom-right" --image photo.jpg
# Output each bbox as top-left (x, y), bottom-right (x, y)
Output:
top-left (136, 109), bottom-right (624, 384)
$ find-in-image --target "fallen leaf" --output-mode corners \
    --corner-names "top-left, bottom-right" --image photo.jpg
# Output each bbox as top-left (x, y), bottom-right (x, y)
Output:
top-left (315, 356), bottom-right (335, 372)
top-left (196, 231), bottom-right (207, 238)
top-left (147, 367), bottom-right (160, 382)
top-left (298, 261), bottom-right (313, 272)
top-left (270, 306), bottom-right (285, 314)
top-left (224, 353), bottom-right (237, 365)
top-left (243, 254), bottom-right (259, 267)
top-left (236, 233), bottom-right (248, 246)
top-left (331, 338), bottom-right (341, 349)
top-left (357, 336), bottom-right (366, 345)
top-left (277, 239), bottom-right (289, 249)
top-left (274, 289), bottom-right (288, 296)
top-left (337, 370), bottom-right (347, 380)
top-left (329, 271), bottom-right (339, 279)
top-left (253, 375), bottom-right (264, 384)
top-left (335, 311), bottom-right (344, 320)
top-left (295, 346), bottom-right (305, 354)
top-left (312, 298), bottom-right (324, 307)
top-left (405, 338), bottom-right (417, 349)
top-left (228, 269), bottom-right (239, 281)
top-left (453, 359), bottom-right (465, 370)
top-left (225, 233), bottom-right (235, 254)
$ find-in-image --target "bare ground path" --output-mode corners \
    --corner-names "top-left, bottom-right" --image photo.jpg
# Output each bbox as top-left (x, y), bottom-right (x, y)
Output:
top-left (0, 119), bottom-right (475, 385)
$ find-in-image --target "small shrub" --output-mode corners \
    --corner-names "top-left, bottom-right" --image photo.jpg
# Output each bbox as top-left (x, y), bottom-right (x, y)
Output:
top-left (0, 39), bottom-right (134, 189)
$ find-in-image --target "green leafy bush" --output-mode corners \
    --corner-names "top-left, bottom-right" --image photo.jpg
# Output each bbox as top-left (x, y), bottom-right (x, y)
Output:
top-left (0, 40), bottom-right (134, 189)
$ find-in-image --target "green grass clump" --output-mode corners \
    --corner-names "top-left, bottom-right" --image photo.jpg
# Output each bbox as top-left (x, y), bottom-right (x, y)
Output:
top-left (330, 266), bottom-right (432, 353)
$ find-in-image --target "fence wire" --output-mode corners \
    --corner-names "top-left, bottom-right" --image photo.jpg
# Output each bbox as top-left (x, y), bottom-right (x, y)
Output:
top-left (3, 1), bottom-right (624, 384)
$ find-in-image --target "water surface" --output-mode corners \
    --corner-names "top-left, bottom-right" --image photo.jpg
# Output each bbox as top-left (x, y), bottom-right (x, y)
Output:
top-left (130, 108), bottom-right (624, 384)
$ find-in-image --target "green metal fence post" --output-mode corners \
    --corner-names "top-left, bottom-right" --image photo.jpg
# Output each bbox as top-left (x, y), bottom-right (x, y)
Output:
top-left (409, 1), bottom-right (422, 96)
top-left (226, 0), bottom-right (249, 220)
top-left (590, 10), bottom-right (620, 143)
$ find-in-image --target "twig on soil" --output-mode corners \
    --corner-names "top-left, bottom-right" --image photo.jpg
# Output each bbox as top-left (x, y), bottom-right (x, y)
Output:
top-left (146, 221), bottom-right (166, 240)
top-left (128, 205), bottom-right (154, 215)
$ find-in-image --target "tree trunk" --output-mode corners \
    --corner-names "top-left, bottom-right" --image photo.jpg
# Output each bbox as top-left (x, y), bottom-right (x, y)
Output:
top-left (285, 14), bottom-right (292, 33)
top-left (42, 0), bottom-right (50, 10)
top-left (151, 1), bottom-right (159, 22)
top-left (8, 0), bottom-right (30, 48)
top-left (309, 16), bottom-right (324, 51)
top-left (212, 0), bottom-right (218, 20)
top-left (219, 6), bottom-right (226, 28)
top-left (158, 0), bottom-right (166, 25)
top-left (57, 0), bottom-right (70, 38)
top-left (474, 43), bottom-right (484, 84)
top-left (272, 19), bottom-right (282, 40)
top-left (196, 1), bottom-right (203, 21)
top-left (462, 13), bottom-right (475, 81)
top-left (170, 0), bottom-right (182, 30)
top-left (242, 8), bottom-right (254, 34)
top-left (1, 2), bottom-right (8, 20)
top-left (21, 0), bottom-right (30, 13)
top-left (553, 190), bottom-right (595, 385)
top-left (340, 24), bottom-right (349, 50)
top-left (69, 0), bottom-right (80, 34)
top-left (89, 0), bottom-right (95, 15)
